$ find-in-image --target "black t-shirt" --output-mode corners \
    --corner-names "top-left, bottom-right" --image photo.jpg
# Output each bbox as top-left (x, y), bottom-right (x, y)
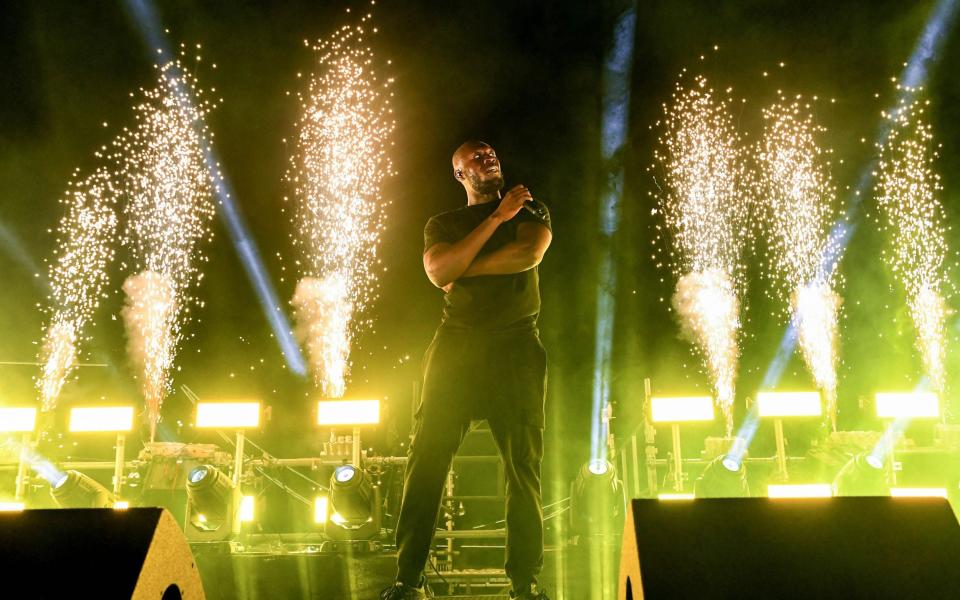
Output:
top-left (424, 198), bottom-right (551, 331)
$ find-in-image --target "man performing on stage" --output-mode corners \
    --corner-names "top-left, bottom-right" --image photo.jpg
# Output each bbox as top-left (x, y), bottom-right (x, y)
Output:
top-left (380, 141), bottom-right (553, 600)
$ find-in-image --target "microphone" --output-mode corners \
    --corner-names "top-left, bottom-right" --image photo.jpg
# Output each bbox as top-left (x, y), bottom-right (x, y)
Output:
top-left (523, 198), bottom-right (546, 218)
top-left (523, 200), bottom-right (545, 219)
top-left (503, 178), bottom-right (546, 218)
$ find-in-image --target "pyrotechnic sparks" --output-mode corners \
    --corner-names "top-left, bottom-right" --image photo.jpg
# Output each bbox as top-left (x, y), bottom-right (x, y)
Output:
top-left (37, 168), bottom-right (118, 411)
top-left (672, 270), bottom-right (740, 412)
top-left (653, 74), bottom-right (748, 432)
top-left (790, 284), bottom-right (841, 423)
top-left (291, 274), bottom-right (352, 398)
top-left (119, 57), bottom-right (217, 440)
top-left (287, 14), bottom-right (395, 397)
top-left (120, 271), bottom-right (177, 432)
top-left (755, 97), bottom-right (842, 426)
top-left (875, 90), bottom-right (949, 393)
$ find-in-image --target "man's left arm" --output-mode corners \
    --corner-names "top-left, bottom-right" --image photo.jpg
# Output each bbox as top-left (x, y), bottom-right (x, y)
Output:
top-left (459, 221), bottom-right (552, 278)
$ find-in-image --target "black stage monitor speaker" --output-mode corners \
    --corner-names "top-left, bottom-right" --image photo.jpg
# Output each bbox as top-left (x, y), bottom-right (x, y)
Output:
top-left (620, 497), bottom-right (960, 600)
top-left (0, 507), bottom-right (204, 599)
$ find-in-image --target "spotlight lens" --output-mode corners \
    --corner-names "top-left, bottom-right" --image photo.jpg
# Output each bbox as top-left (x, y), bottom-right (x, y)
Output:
top-left (188, 466), bottom-right (210, 484)
top-left (587, 459), bottom-right (609, 475)
top-left (865, 455), bottom-right (883, 470)
top-left (335, 466), bottom-right (356, 483)
top-left (53, 473), bottom-right (69, 490)
top-left (721, 456), bottom-right (740, 472)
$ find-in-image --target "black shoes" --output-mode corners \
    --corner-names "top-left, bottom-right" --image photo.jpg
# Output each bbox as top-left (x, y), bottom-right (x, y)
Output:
top-left (378, 581), bottom-right (427, 600)
top-left (511, 583), bottom-right (551, 600)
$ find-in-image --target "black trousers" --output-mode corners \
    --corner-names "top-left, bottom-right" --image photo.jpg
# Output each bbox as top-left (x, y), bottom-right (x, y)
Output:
top-left (395, 325), bottom-right (548, 590)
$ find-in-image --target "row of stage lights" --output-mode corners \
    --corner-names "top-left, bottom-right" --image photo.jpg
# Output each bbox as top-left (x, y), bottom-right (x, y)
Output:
top-left (6, 393), bottom-right (954, 540)
top-left (1, 400), bottom-right (381, 432)
top-left (567, 390), bottom-right (955, 540)
top-left (651, 391), bottom-right (940, 421)
top-left (0, 399), bottom-right (384, 542)
top-left (657, 486), bottom-right (950, 500)
top-left (646, 391), bottom-right (951, 501)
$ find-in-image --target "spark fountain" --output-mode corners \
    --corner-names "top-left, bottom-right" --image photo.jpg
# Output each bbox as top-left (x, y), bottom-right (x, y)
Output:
top-left (755, 96), bottom-right (842, 428)
top-left (875, 90), bottom-right (949, 396)
top-left (119, 57), bottom-right (218, 440)
top-left (36, 168), bottom-right (119, 412)
top-left (654, 74), bottom-right (748, 433)
top-left (287, 15), bottom-right (394, 398)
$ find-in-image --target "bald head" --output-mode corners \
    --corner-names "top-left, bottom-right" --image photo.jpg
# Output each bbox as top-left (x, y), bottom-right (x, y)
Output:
top-left (452, 140), bottom-right (491, 173)
top-left (451, 140), bottom-right (503, 198)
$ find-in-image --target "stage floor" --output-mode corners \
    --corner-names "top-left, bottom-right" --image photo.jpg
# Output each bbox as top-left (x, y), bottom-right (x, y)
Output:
top-left (193, 542), bottom-right (567, 599)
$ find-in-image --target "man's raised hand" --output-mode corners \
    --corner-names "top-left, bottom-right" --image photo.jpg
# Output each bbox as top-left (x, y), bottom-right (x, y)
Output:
top-left (493, 185), bottom-right (532, 223)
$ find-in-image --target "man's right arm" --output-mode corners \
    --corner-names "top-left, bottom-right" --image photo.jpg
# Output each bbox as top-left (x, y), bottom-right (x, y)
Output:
top-left (423, 185), bottom-right (531, 288)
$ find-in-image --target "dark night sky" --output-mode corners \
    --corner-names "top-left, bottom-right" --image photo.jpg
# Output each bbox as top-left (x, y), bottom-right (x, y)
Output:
top-left (2, 0), bottom-right (959, 494)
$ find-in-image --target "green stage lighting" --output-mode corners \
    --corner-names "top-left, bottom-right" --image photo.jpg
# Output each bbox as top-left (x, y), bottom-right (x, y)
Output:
top-left (767, 484), bottom-right (832, 498)
top-left (833, 453), bottom-right (888, 497)
top-left (327, 465), bottom-right (380, 540)
top-left (694, 455), bottom-right (750, 498)
top-left (569, 460), bottom-right (626, 537)
top-left (185, 465), bottom-right (240, 540)
top-left (890, 487), bottom-right (948, 498)
top-left (50, 470), bottom-right (115, 508)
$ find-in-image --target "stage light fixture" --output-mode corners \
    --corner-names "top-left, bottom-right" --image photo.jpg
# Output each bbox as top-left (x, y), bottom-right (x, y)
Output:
top-left (588, 459), bottom-right (610, 475)
top-left (3, 407), bottom-right (38, 504)
top-left (318, 400), bottom-right (381, 467)
top-left (240, 495), bottom-right (255, 522)
top-left (569, 460), bottom-right (626, 537)
top-left (194, 402), bottom-right (260, 501)
top-left (756, 392), bottom-right (822, 418)
top-left (650, 396), bottom-right (714, 493)
top-left (767, 484), bottom-right (832, 499)
top-left (314, 496), bottom-right (329, 524)
top-left (113, 501), bottom-right (130, 510)
top-left (832, 453), bottom-right (888, 497)
top-left (195, 402), bottom-right (261, 429)
top-left (67, 406), bottom-right (133, 500)
top-left (0, 502), bottom-right (24, 511)
top-left (694, 455), bottom-right (750, 498)
top-left (68, 406), bottom-right (134, 432)
top-left (650, 396), bottom-right (714, 423)
top-left (875, 392), bottom-right (939, 419)
top-left (0, 407), bottom-right (37, 433)
top-left (657, 493), bottom-right (694, 501)
top-left (317, 399), bottom-right (380, 426)
top-left (50, 470), bottom-right (116, 508)
top-left (755, 391), bottom-right (822, 481)
top-left (890, 487), bottom-right (948, 498)
top-left (327, 465), bottom-right (380, 540)
top-left (184, 464), bottom-right (241, 540)
top-left (330, 465), bottom-right (371, 520)
top-left (721, 454), bottom-right (742, 471)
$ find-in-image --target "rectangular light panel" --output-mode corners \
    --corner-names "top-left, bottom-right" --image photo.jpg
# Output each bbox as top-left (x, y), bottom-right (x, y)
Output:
top-left (767, 484), bottom-right (832, 499)
top-left (875, 392), bottom-right (939, 419)
top-left (113, 501), bottom-right (129, 510)
top-left (890, 487), bottom-right (948, 499)
top-left (314, 496), bottom-right (329, 524)
top-left (240, 496), bottom-right (255, 522)
top-left (317, 399), bottom-right (380, 426)
top-left (69, 406), bottom-right (134, 432)
top-left (650, 396), bottom-right (714, 423)
top-left (196, 402), bottom-right (261, 429)
top-left (657, 493), bottom-right (695, 501)
top-left (756, 392), bottom-right (822, 418)
top-left (0, 502), bottom-right (24, 512)
top-left (0, 407), bottom-right (37, 433)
